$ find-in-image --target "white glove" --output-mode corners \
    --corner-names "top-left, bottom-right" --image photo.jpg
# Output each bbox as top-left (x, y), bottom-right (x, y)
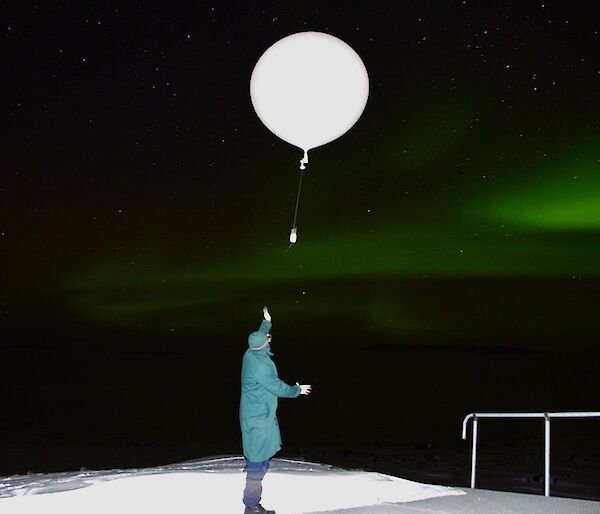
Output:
top-left (263, 306), bottom-right (272, 322)
top-left (296, 382), bottom-right (312, 395)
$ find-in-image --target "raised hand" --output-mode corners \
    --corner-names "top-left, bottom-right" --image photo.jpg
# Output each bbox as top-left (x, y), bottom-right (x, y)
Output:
top-left (263, 306), bottom-right (272, 322)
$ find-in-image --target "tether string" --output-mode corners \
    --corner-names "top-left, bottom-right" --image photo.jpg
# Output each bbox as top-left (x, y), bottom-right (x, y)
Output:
top-left (291, 169), bottom-right (304, 231)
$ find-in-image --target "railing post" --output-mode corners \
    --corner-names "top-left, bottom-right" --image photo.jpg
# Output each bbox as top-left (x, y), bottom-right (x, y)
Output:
top-left (544, 413), bottom-right (551, 497)
top-left (471, 416), bottom-right (478, 488)
top-left (462, 412), bottom-right (600, 496)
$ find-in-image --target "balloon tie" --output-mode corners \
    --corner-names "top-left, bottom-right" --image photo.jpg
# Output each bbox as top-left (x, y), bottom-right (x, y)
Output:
top-left (299, 150), bottom-right (309, 170)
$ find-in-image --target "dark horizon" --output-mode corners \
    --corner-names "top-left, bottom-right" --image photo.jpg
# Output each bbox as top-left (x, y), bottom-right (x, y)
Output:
top-left (3, 339), bottom-right (600, 498)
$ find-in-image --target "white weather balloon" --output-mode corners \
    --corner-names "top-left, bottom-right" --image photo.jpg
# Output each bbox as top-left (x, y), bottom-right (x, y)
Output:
top-left (250, 31), bottom-right (369, 245)
top-left (251, 31), bottom-right (369, 170)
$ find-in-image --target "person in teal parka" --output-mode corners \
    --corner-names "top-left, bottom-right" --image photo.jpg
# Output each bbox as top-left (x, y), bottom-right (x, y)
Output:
top-left (240, 306), bottom-right (311, 514)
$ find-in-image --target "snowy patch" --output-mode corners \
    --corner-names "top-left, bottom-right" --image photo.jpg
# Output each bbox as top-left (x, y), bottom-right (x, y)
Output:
top-left (0, 457), bottom-right (464, 514)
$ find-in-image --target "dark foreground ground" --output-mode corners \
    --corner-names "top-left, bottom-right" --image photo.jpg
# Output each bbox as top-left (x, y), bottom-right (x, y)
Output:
top-left (2, 335), bottom-right (599, 500)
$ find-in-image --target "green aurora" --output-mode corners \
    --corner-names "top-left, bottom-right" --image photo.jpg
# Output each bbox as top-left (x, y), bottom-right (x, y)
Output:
top-left (477, 145), bottom-right (600, 230)
top-left (63, 136), bottom-right (600, 341)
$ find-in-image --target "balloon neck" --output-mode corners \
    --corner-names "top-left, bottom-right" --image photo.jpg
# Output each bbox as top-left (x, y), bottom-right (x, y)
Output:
top-left (299, 150), bottom-right (309, 171)
top-left (289, 228), bottom-right (297, 244)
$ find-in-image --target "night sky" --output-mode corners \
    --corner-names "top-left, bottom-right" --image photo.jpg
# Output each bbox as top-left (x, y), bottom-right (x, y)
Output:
top-left (2, 1), bottom-right (600, 493)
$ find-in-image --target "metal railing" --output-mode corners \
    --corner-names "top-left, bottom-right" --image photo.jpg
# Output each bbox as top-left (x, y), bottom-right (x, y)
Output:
top-left (462, 411), bottom-right (600, 496)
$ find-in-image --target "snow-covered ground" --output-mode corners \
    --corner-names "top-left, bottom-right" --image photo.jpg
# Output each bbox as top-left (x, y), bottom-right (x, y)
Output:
top-left (0, 456), bottom-right (464, 514)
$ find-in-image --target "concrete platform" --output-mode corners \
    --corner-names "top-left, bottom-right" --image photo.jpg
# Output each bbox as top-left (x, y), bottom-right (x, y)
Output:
top-left (313, 487), bottom-right (600, 514)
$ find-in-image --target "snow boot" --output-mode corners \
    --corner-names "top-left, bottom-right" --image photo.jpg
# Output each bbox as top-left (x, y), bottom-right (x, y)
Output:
top-left (244, 504), bottom-right (276, 514)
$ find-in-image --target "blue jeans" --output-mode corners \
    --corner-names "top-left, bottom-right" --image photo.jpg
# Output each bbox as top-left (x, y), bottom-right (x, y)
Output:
top-left (243, 459), bottom-right (270, 507)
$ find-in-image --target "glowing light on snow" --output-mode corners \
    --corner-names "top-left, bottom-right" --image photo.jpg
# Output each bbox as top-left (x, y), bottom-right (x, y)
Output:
top-left (0, 458), bottom-right (463, 514)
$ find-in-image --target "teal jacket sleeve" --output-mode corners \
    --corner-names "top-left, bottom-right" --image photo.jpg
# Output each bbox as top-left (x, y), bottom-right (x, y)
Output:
top-left (256, 363), bottom-right (301, 398)
top-left (258, 320), bottom-right (272, 334)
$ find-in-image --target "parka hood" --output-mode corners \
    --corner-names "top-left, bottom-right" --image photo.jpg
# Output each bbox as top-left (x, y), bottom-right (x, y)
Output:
top-left (248, 330), bottom-right (269, 348)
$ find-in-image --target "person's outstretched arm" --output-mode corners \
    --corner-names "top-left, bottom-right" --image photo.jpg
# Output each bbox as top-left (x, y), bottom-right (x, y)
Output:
top-left (256, 364), bottom-right (301, 398)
